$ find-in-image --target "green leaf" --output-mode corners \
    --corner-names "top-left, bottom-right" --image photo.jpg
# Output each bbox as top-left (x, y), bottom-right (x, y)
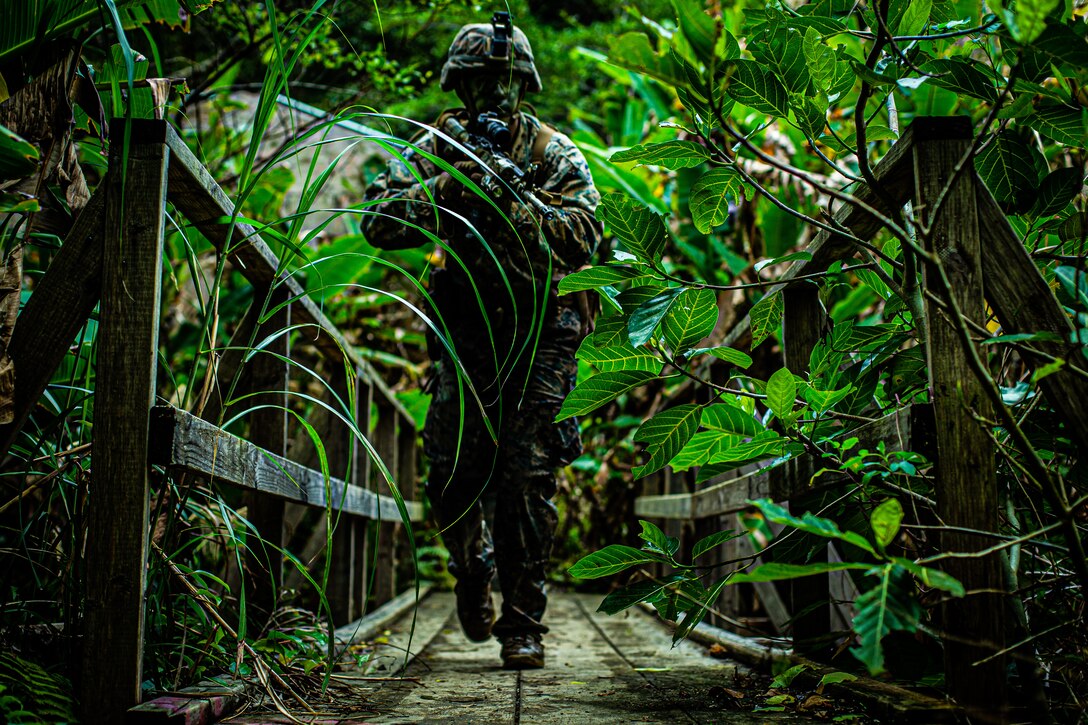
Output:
top-left (1032, 358), bottom-right (1065, 383)
top-left (748, 22), bottom-right (809, 95)
top-left (870, 499), bottom-right (903, 550)
top-left (629, 288), bottom-right (684, 346)
top-left (766, 368), bottom-right (797, 421)
top-left (605, 31), bottom-right (690, 88)
top-left (692, 529), bottom-right (744, 559)
top-left (0, 124), bottom-right (39, 179)
top-left (749, 499), bottom-right (878, 556)
top-left (597, 193), bottom-right (670, 263)
top-left (851, 564), bottom-right (923, 674)
top-left (919, 58), bottom-right (997, 102)
top-left (730, 561), bottom-right (870, 583)
top-left (750, 292), bottom-right (783, 348)
top-left (803, 27), bottom-right (837, 94)
top-left (701, 403), bottom-right (764, 436)
top-left (1024, 105), bottom-right (1087, 147)
top-left (771, 663), bottom-right (811, 689)
top-left (803, 385), bottom-right (856, 413)
top-left (992, 0), bottom-right (1061, 44)
top-left (639, 519), bottom-right (680, 556)
top-left (1055, 265), bottom-right (1088, 308)
top-left (673, 0), bottom-right (720, 66)
top-left (610, 139), bottom-right (711, 170)
top-left (893, 559), bottom-right (966, 597)
top-left (0, 191), bottom-right (39, 213)
top-left (556, 369), bottom-right (658, 420)
top-left (569, 544), bottom-right (662, 579)
top-left (597, 578), bottom-right (682, 615)
top-left (1029, 167), bottom-right (1083, 218)
top-left (633, 404), bottom-right (703, 478)
top-left (673, 576), bottom-right (730, 642)
top-left (576, 339), bottom-right (664, 373)
top-left (792, 96), bottom-right (827, 138)
top-left (708, 433), bottom-right (790, 464)
top-left (723, 59), bottom-right (790, 117)
top-left (818, 672), bottom-right (859, 689)
top-left (689, 166), bottom-right (752, 234)
top-left (670, 430), bottom-right (740, 471)
top-left (663, 288), bottom-right (719, 352)
top-left (895, 0), bottom-right (932, 36)
top-left (974, 134), bottom-right (1041, 206)
top-left (559, 265), bottom-right (651, 294)
top-left (687, 345), bottom-right (752, 369)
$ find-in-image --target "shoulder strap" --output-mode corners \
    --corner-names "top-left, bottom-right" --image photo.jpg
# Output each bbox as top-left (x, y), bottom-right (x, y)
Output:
top-left (531, 122), bottom-right (556, 167)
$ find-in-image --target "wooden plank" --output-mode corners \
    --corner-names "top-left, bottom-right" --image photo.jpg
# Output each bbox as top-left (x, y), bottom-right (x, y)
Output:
top-left (915, 135), bottom-right (1005, 713)
top-left (81, 118), bottom-right (169, 722)
top-left (976, 181), bottom-right (1088, 450)
top-left (371, 401), bottom-right (399, 605)
top-left (149, 405), bottom-right (423, 521)
top-left (160, 124), bottom-right (413, 428)
top-left (724, 117), bottom-right (972, 348)
top-left (733, 532), bottom-right (792, 634)
top-left (0, 189), bottom-right (105, 458)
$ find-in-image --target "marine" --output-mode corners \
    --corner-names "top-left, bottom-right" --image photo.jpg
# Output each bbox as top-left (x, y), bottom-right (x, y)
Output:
top-left (361, 13), bottom-right (602, 669)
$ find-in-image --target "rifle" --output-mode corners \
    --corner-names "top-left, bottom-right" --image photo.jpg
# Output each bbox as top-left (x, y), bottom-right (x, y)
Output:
top-left (441, 113), bottom-right (557, 222)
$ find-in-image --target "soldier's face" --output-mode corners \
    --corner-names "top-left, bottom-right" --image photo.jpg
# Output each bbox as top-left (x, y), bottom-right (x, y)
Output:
top-left (457, 73), bottom-right (524, 120)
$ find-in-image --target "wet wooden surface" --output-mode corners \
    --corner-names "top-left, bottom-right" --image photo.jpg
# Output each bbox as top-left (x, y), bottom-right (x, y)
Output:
top-left (227, 591), bottom-right (825, 724)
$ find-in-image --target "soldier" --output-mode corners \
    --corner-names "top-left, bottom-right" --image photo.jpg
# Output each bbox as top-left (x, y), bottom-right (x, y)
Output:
top-left (360, 14), bottom-right (602, 669)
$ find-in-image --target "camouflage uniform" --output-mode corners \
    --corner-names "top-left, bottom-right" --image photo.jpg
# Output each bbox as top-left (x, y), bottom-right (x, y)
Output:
top-left (361, 24), bottom-right (602, 637)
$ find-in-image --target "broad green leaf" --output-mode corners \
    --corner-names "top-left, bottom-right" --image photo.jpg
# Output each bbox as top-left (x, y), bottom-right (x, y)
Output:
top-left (690, 166), bottom-right (752, 234)
top-left (633, 404), bottom-right (703, 478)
top-left (771, 663), bottom-right (811, 689)
top-left (852, 564), bottom-right (923, 674)
top-left (920, 58), bottom-right (997, 102)
top-left (765, 367), bottom-right (797, 421)
top-left (559, 266), bottom-right (650, 294)
top-left (610, 140), bottom-right (711, 169)
top-left (750, 292), bottom-right (783, 348)
top-left (792, 96), bottom-right (827, 138)
top-left (687, 346), bottom-right (752, 369)
top-left (723, 59), bottom-right (790, 117)
top-left (870, 499), bottom-right (904, 550)
top-left (605, 32), bottom-right (690, 88)
top-left (708, 433), bottom-right (790, 464)
top-left (692, 529), bottom-right (744, 559)
top-left (629, 288), bottom-right (684, 346)
top-left (895, 0), bottom-right (932, 36)
top-left (576, 339), bottom-right (664, 373)
top-left (827, 48), bottom-right (859, 102)
top-left (818, 672), bottom-right (859, 689)
top-left (597, 578), bottom-right (682, 614)
top-left (981, 331), bottom-right (1064, 345)
top-left (639, 519), bottom-right (679, 556)
top-left (1024, 105), bottom-right (1087, 147)
top-left (1029, 167), bottom-right (1083, 218)
top-left (748, 22), bottom-right (809, 94)
top-left (670, 430), bottom-right (740, 471)
top-left (701, 403), bottom-right (764, 436)
top-left (588, 315), bottom-right (630, 348)
top-left (673, 0), bottom-right (719, 66)
top-left (975, 134), bottom-right (1041, 206)
top-left (663, 288), bottom-right (719, 352)
top-left (1056, 265), bottom-right (1088, 309)
top-left (597, 193), bottom-right (669, 263)
top-left (569, 544), bottom-right (662, 579)
top-left (749, 499), bottom-right (878, 556)
top-left (803, 27), bottom-right (836, 94)
top-left (0, 191), bottom-right (39, 213)
top-left (556, 369), bottom-right (658, 420)
top-left (803, 385), bottom-right (855, 413)
top-left (0, 124), bottom-right (39, 179)
top-left (673, 576), bottom-right (729, 642)
top-left (893, 559), bottom-right (965, 597)
top-left (730, 561), bottom-right (870, 583)
top-left (992, 0), bottom-right (1061, 43)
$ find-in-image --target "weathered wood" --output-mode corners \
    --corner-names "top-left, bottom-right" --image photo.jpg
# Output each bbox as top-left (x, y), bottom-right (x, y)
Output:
top-left (323, 364), bottom-right (358, 626)
top-left (732, 532), bottom-right (792, 634)
top-left (371, 401), bottom-right (399, 605)
top-left (915, 135), bottom-right (1006, 714)
top-left (724, 117), bottom-right (972, 348)
top-left (976, 180), bottom-right (1088, 450)
top-left (149, 405), bottom-right (423, 521)
top-left (82, 119), bottom-right (169, 722)
top-left (0, 188), bottom-right (105, 458)
top-left (243, 288), bottom-right (290, 623)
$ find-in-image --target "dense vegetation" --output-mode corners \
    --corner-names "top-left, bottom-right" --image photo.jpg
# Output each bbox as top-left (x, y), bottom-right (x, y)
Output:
top-left (0, 0), bottom-right (1086, 721)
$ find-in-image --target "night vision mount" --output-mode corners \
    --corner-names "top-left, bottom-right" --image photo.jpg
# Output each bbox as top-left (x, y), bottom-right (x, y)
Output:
top-left (491, 11), bottom-right (512, 59)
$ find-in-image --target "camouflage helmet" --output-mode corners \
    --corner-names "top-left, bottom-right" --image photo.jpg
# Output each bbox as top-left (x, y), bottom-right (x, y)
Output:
top-left (440, 19), bottom-right (542, 93)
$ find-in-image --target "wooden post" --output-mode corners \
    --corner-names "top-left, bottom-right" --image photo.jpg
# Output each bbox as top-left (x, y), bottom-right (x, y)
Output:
top-left (353, 375), bottom-right (374, 614)
top-left (244, 286), bottom-right (290, 629)
top-left (81, 119), bottom-right (168, 721)
top-left (914, 132), bottom-right (1006, 714)
top-left (781, 283), bottom-right (830, 655)
top-left (372, 398), bottom-right (399, 604)
top-left (325, 364), bottom-right (356, 626)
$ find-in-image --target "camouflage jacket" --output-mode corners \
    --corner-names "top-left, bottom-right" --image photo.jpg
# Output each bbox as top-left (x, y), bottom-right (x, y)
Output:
top-left (361, 111), bottom-right (602, 348)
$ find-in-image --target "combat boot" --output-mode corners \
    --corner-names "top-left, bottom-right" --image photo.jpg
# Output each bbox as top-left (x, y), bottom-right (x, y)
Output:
top-left (500, 632), bottom-right (544, 669)
top-left (455, 578), bottom-right (495, 642)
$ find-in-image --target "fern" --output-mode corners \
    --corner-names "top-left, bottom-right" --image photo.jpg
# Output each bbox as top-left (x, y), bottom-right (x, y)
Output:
top-left (0, 653), bottom-right (77, 723)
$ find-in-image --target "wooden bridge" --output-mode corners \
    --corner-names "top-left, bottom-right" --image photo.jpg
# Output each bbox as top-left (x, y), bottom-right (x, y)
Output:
top-left (10, 114), bottom-right (1079, 722)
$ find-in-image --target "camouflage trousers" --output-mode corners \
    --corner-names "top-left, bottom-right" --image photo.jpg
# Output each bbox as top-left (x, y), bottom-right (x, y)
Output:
top-left (423, 330), bottom-right (580, 636)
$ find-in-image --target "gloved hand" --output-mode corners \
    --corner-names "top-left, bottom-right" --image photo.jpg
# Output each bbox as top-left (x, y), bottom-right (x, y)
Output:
top-left (434, 160), bottom-right (487, 207)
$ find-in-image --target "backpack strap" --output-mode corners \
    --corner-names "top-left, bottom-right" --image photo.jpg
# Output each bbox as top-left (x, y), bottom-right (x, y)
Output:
top-left (531, 122), bottom-right (556, 168)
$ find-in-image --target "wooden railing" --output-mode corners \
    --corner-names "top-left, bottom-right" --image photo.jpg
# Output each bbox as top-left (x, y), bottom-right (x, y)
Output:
top-left (634, 117), bottom-right (1088, 714)
top-left (9, 118), bottom-right (423, 722)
